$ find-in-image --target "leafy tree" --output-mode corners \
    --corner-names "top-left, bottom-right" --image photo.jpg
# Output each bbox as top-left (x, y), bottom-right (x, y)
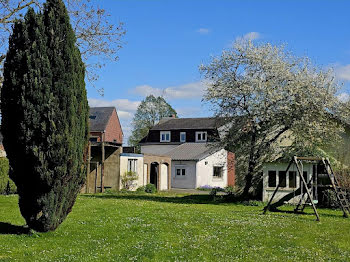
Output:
top-left (0, 0), bottom-right (126, 91)
top-left (128, 95), bottom-right (177, 147)
top-left (200, 40), bottom-right (344, 199)
top-left (1, 0), bottom-right (89, 231)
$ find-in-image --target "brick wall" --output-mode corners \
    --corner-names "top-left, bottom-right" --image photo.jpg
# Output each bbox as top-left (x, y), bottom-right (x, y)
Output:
top-left (104, 109), bottom-right (123, 144)
top-left (227, 151), bottom-right (236, 186)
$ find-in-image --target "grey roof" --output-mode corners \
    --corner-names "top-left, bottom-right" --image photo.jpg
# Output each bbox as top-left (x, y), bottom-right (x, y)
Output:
top-left (165, 143), bottom-right (220, 161)
top-left (151, 117), bottom-right (225, 130)
top-left (0, 131), bottom-right (3, 144)
top-left (89, 107), bottom-right (115, 132)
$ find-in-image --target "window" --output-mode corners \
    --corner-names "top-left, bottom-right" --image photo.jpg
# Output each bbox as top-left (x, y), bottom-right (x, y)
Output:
top-left (268, 171), bottom-right (276, 187)
top-left (180, 132), bottom-right (186, 142)
top-left (289, 171), bottom-right (297, 188)
top-left (176, 168), bottom-right (186, 176)
top-left (195, 131), bottom-right (207, 142)
top-left (89, 136), bottom-right (98, 142)
top-left (160, 131), bottom-right (171, 142)
top-left (279, 171), bottom-right (286, 187)
top-left (127, 159), bottom-right (137, 173)
top-left (213, 166), bottom-right (223, 178)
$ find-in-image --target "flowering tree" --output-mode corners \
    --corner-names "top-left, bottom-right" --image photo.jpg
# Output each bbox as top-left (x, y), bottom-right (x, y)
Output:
top-left (200, 40), bottom-right (345, 199)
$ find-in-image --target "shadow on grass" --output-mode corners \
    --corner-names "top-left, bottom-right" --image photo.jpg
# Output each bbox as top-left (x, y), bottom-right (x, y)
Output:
top-left (81, 193), bottom-right (221, 205)
top-left (0, 222), bottom-right (30, 235)
top-left (266, 208), bottom-right (346, 219)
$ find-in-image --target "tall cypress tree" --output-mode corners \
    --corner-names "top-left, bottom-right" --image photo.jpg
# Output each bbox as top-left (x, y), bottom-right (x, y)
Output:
top-left (1, 0), bottom-right (88, 232)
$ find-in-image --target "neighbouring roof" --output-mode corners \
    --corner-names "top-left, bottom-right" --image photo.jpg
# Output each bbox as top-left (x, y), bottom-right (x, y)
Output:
top-left (151, 117), bottom-right (225, 131)
top-left (89, 107), bottom-right (115, 132)
top-left (165, 143), bottom-right (221, 161)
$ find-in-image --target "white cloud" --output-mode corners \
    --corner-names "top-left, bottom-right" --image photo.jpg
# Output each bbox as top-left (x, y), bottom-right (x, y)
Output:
top-left (131, 81), bottom-right (208, 100)
top-left (337, 92), bottom-right (350, 102)
top-left (236, 32), bottom-right (261, 42)
top-left (131, 85), bottom-right (164, 97)
top-left (335, 64), bottom-right (350, 81)
top-left (196, 28), bottom-right (210, 35)
top-left (176, 106), bottom-right (202, 117)
top-left (88, 98), bottom-right (140, 119)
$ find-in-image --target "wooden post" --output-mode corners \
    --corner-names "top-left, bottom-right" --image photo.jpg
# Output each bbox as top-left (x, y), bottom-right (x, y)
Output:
top-left (101, 141), bottom-right (105, 193)
top-left (294, 157), bottom-right (320, 221)
top-left (94, 163), bottom-right (98, 193)
top-left (263, 159), bottom-right (294, 214)
top-left (86, 141), bottom-right (91, 193)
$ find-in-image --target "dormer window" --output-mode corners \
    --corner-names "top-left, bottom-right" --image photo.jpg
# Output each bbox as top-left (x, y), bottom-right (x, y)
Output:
top-left (195, 131), bottom-right (207, 142)
top-left (180, 132), bottom-right (186, 142)
top-left (160, 131), bottom-right (171, 142)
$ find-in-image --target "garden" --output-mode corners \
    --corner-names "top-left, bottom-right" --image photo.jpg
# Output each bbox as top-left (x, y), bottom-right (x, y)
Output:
top-left (1, 191), bottom-right (350, 261)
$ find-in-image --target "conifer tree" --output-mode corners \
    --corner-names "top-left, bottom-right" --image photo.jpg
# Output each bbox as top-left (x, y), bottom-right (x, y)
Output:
top-left (1, 0), bottom-right (88, 232)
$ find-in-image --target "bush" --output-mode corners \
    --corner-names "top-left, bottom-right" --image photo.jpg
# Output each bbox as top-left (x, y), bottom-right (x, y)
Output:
top-left (224, 186), bottom-right (236, 196)
top-left (210, 187), bottom-right (224, 196)
top-left (145, 184), bottom-right (157, 193)
top-left (320, 189), bottom-right (340, 208)
top-left (136, 186), bottom-right (146, 193)
top-left (121, 171), bottom-right (138, 190)
top-left (0, 158), bottom-right (16, 195)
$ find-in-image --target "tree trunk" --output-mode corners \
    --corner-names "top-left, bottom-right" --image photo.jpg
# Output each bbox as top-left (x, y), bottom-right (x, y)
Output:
top-left (242, 131), bottom-right (257, 199)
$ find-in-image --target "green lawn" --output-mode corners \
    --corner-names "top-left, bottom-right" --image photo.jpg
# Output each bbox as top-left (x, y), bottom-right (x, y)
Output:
top-left (0, 192), bottom-right (350, 262)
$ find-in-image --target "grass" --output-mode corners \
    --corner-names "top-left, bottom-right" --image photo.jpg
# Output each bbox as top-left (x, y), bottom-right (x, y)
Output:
top-left (0, 192), bottom-right (350, 261)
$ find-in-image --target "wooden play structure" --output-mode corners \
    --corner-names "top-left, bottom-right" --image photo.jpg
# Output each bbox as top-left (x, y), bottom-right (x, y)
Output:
top-left (263, 156), bottom-right (350, 221)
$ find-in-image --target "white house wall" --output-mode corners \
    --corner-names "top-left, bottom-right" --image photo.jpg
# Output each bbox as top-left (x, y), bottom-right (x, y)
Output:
top-left (262, 162), bottom-right (314, 203)
top-left (171, 160), bottom-right (197, 188)
top-left (196, 149), bottom-right (228, 188)
top-left (120, 154), bottom-right (144, 190)
top-left (160, 164), bottom-right (168, 190)
top-left (141, 145), bottom-right (178, 155)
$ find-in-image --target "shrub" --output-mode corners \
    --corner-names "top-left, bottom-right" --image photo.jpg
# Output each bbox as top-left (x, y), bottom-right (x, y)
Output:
top-left (0, 158), bottom-right (16, 195)
top-left (320, 189), bottom-right (340, 208)
top-left (224, 186), bottom-right (236, 196)
top-left (121, 171), bottom-right (138, 190)
top-left (210, 187), bottom-right (224, 196)
top-left (136, 186), bottom-right (146, 193)
top-left (145, 184), bottom-right (157, 193)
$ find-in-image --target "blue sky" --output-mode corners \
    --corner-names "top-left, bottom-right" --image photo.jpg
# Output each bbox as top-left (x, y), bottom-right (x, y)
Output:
top-left (86, 0), bottom-right (350, 143)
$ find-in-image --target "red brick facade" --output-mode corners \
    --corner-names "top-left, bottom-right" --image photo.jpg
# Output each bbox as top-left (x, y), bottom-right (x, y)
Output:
top-left (104, 109), bottom-right (123, 144)
top-left (227, 151), bottom-right (235, 186)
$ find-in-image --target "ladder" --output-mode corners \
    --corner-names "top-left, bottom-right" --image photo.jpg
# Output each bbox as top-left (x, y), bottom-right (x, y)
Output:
top-left (322, 158), bottom-right (350, 218)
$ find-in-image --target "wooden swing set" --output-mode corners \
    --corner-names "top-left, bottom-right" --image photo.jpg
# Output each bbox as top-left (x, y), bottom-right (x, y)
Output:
top-left (263, 156), bottom-right (350, 221)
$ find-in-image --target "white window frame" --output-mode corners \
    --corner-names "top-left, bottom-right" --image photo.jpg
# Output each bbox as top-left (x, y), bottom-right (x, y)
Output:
top-left (127, 159), bottom-right (138, 173)
top-left (175, 166), bottom-right (186, 177)
top-left (195, 131), bottom-right (207, 142)
top-left (180, 132), bottom-right (186, 142)
top-left (160, 131), bottom-right (171, 142)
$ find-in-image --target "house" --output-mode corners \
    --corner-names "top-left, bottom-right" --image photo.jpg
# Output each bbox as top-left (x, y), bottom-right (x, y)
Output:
top-left (262, 162), bottom-right (314, 203)
top-left (139, 117), bottom-right (235, 189)
top-left (83, 107), bottom-right (124, 193)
